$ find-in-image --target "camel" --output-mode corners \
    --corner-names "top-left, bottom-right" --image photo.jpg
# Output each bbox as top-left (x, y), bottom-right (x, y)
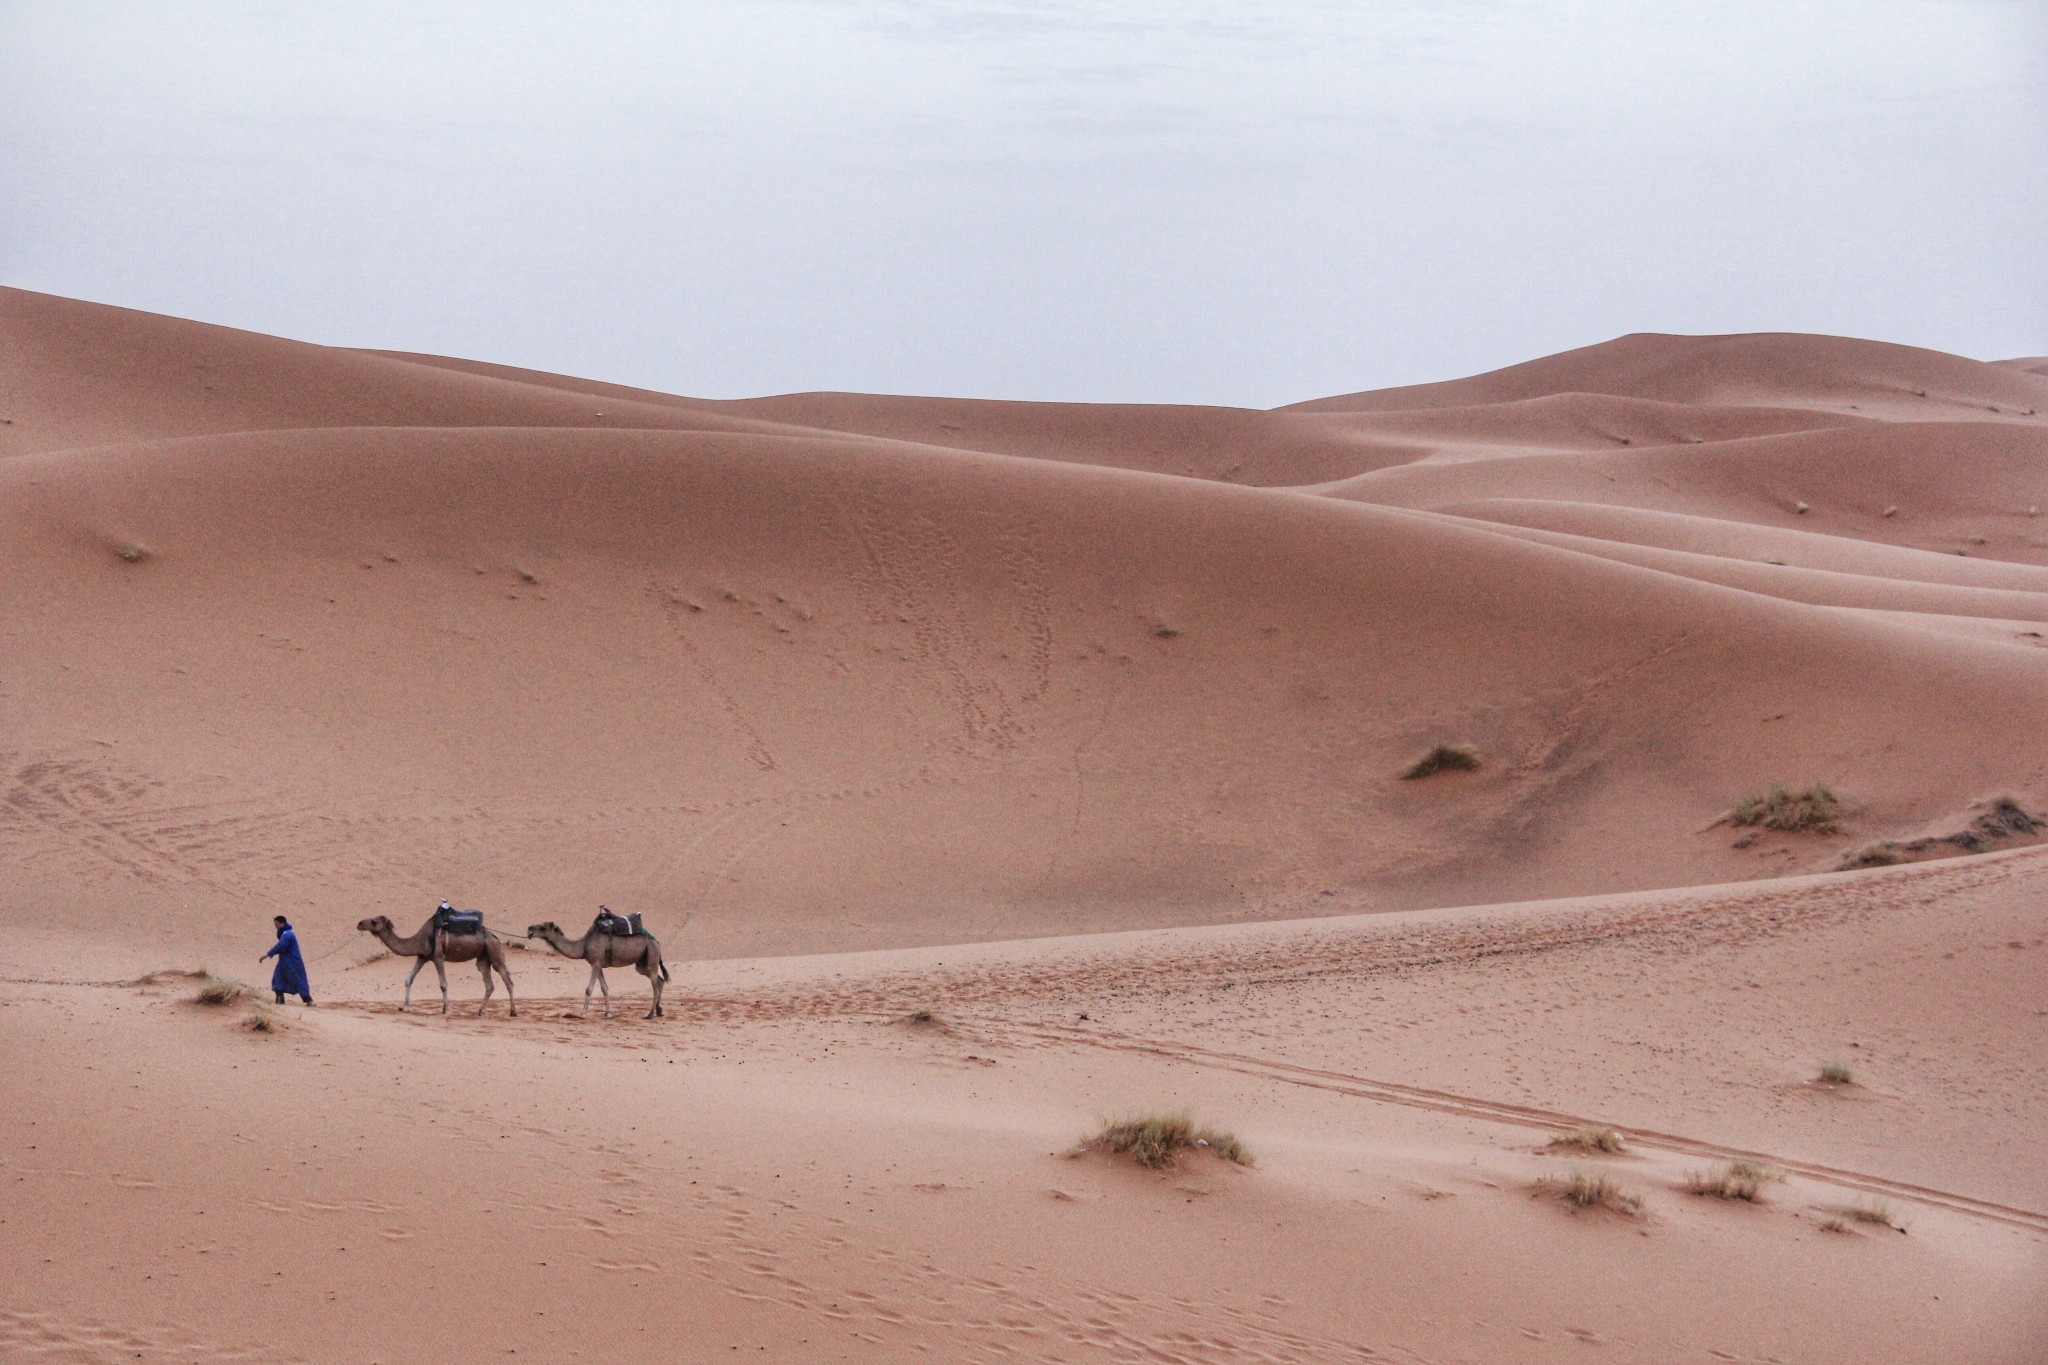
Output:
top-left (525, 919), bottom-right (669, 1019)
top-left (356, 914), bottom-right (517, 1017)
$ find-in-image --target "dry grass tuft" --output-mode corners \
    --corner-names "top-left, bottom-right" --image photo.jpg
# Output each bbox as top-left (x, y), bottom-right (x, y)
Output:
top-left (1729, 783), bottom-right (1838, 833)
top-left (1686, 1159), bottom-right (1781, 1202)
top-left (130, 968), bottom-right (206, 989)
top-left (1953, 797), bottom-right (2041, 849)
top-left (906, 1008), bottom-right (939, 1025)
top-left (1543, 1170), bottom-right (1643, 1215)
top-left (1838, 842), bottom-right (1908, 870)
top-left (1547, 1125), bottom-right (1628, 1155)
top-left (1401, 742), bottom-right (1481, 780)
top-left (1817, 1199), bottom-right (1901, 1233)
top-left (245, 1003), bottom-right (279, 1033)
top-left (1818, 1060), bottom-right (1855, 1085)
top-left (195, 974), bottom-right (245, 1006)
top-left (1835, 798), bottom-right (2040, 870)
top-left (1084, 1113), bottom-right (1252, 1169)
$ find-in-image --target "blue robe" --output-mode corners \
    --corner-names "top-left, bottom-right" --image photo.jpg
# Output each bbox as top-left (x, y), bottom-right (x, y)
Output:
top-left (265, 924), bottom-right (311, 998)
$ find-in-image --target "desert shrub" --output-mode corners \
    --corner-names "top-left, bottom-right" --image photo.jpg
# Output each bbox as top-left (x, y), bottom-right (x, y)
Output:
top-left (1819, 1061), bottom-right (1854, 1085)
top-left (130, 968), bottom-right (206, 989)
top-left (1686, 1159), bottom-right (1781, 1202)
top-left (245, 1003), bottom-right (277, 1033)
top-left (1819, 1215), bottom-right (1850, 1233)
top-left (1401, 743), bottom-right (1481, 780)
top-left (1846, 1199), bottom-right (1898, 1228)
top-left (1729, 784), bottom-right (1838, 833)
top-left (1835, 800), bottom-right (2040, 869)
top-left (906, 1008), bottom-right (938, 1025)
top-left (1086, 1113), bottom-right (1252, 1169)
top-left (195, 975), bottom-right (244, 1006)
top-left (1981, 797), bottom-right (2040, 835)
top-left (1957, 797), bottom-right (2041, 848)
top-left (1547, 1125), bottom-right (1628, 1154)
top-left (1838, 842), bottom-right (1908, 870)
top-left (1546, 1170), bottom-right (1643, 1214)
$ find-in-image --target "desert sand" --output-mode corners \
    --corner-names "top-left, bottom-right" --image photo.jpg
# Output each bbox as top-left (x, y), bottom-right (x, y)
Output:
top-left (2, 287), bottom-right (2043, 1362)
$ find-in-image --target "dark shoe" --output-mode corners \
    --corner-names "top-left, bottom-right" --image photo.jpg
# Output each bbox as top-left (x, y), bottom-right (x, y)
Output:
top-left (301, 997), bottom-right (315, 1007)
top-left (274, 992), bottom-right (286, 1004)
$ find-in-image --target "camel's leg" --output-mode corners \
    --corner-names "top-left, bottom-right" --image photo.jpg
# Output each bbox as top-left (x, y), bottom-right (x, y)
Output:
top-left (433, 958), bottom-right (450, 1015)
top-left (582, 963), bottom-right (600, 1016)
top-left (476, 956), bottom-right (494, 1017)
top-left (596, 965), bottom-right (613, 1020)
top-left (402, 958), bottom-right (428, 1012)
top-left (498, 956), bottom-right (517, 1018)
top-left (646, 950), bottom-right (663, 1019)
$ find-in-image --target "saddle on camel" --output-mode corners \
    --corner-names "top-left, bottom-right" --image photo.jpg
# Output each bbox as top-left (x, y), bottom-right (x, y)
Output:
top-left (592, 905), bottom-right (644, 937)
top-left (433, 899), bottom-right (486, 943)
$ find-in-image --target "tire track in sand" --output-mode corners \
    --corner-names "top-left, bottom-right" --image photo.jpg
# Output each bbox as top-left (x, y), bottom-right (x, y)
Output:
top-left (318, 985), bottom-right (2048, 1237)
top-left (976, 1018), bottom-right (2048, 1235)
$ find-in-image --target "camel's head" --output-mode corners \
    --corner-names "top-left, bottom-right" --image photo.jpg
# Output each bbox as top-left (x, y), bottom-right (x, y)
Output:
top-left (526, 921), bottom-right (561, 939)
top-left (357, 915), bottom-right (393, 935)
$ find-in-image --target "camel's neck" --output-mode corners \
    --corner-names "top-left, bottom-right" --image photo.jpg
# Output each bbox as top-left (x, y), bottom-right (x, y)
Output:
top-left (378, 925), bottom-right (431, 956)
top-left (544, 931), bottom-right (593, 958)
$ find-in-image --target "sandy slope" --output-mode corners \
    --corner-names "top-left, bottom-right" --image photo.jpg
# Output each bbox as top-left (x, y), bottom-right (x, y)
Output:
top-left (0, 287), bottom-right (834, 457)
top-left (7, 421), bottom-right (2047, 958)
top-left (2, 851), bottom-right (2043, 1364)
top-left (3, 289), bottom-right (2045, 1361)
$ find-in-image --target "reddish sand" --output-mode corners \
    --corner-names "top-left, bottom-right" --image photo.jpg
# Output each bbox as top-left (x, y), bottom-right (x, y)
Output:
top-left (2, 288), bottom-right (2043, 1362)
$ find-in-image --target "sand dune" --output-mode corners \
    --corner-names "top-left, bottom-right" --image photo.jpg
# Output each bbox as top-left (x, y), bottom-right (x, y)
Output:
top-left (1288, 330), bottom-right (2048, 421)
top-left (1320, 421), bottom-right (2048, 560)
top-left (1416, 500), bottom-right (2048, 589)
top-left (3, 290), bottom-right (2043, 1362)
top-left (0, 287), bottom-right (832, 458)
top-left (8, 420), bottom-right (2046, 959)
top-left (1415, 511), bottom-right (2048, 623)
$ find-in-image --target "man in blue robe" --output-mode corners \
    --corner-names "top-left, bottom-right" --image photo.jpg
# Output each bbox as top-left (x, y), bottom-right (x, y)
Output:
top-left (262, 915), bottom-right (313, 1005)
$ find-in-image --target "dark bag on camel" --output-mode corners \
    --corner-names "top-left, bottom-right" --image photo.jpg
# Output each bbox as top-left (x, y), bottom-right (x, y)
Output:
top-left (439, 909), bottom-right (485, 936)
top-left (593, 908), bottom-right (640, 937)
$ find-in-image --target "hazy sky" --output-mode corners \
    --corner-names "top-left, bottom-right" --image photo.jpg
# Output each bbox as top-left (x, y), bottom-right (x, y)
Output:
top-left (5, 2), bottom-right (2043, 406)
